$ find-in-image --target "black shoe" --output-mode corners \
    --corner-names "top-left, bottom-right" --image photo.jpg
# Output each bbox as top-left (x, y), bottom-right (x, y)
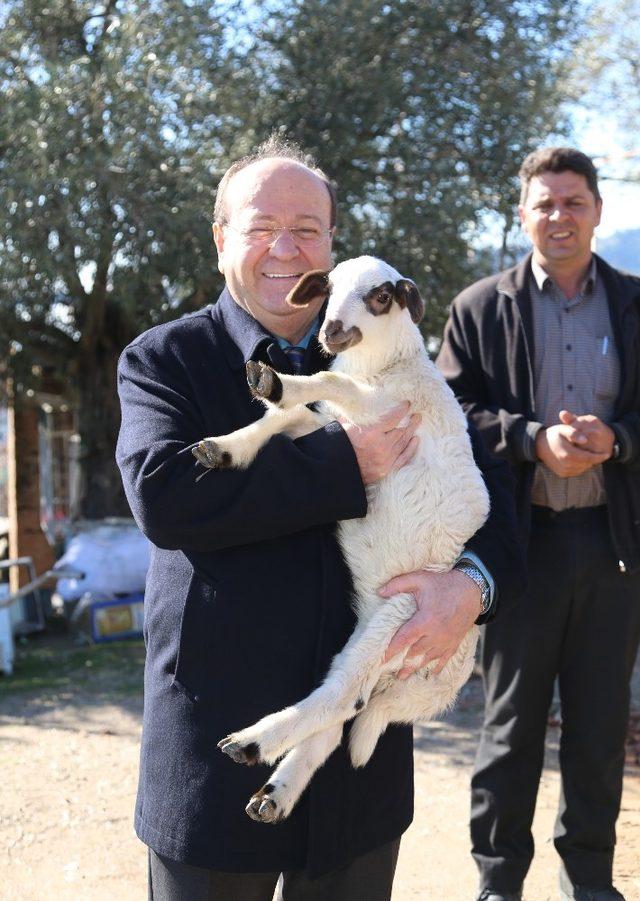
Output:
top-left (476, 890), bottom-right (523, 901)
top-left (559, 868), bottom-right (625, 900)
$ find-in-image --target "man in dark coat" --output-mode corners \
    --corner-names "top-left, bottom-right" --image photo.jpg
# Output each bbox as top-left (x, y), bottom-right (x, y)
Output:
top-left (437, 147), bottom-right (640, 901)
top-left (116, 136), bottom-right (525, 901)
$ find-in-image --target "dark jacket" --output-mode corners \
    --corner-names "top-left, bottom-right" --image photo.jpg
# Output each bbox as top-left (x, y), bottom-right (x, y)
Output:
top-left (436, 252), bottom-right (640, 574)
top-left (116, 288), bottom-right (525, 875)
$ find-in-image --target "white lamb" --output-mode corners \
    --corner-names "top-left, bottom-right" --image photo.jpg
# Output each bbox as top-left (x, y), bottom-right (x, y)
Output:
top-left (192, 255), bottom-right (490, 824)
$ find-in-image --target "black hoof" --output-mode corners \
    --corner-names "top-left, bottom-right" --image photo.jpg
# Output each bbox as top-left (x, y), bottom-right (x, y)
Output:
top-left (192, 440), bottom-right (232, 470)
top-left (245, 360), bottom-right (262, 391)
top-left (217, 737), bottom-right (261, 766)
top-left (246, 361), bottom-right (283, 403)
top-left (245, 789), bottom-right (280, 823)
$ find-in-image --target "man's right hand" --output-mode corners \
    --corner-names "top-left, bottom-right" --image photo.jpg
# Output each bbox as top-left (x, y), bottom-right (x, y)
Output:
top-left (342, 402), bottom-right (420, 485)
top-left (535, 423), bottom-right (610, 478)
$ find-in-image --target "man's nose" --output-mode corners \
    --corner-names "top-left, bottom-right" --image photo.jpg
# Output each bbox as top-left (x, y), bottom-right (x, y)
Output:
top-left (549, 206), bottom-right (569, 221)
top-left (268, 229), bottom-right (299, 258)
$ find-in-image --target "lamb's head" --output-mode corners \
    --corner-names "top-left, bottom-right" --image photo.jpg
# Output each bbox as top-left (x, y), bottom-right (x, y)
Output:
top-left (286, 256), bottom-right (424, 361)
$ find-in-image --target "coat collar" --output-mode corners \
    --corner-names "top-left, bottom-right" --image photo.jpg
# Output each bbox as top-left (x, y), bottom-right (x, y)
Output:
top-left (496, 253), bottom-right (535, 353)
top-left (210, 286), bottom-right (331, 375)
top-left (210, 287), bottom-right (273, 370)
top-left (496, 251), bottom-right (640, 310)
top-left (495, 251), bottom-right (640, 344)
top-left (495, 252), bottom-right (533, 303)
top-left (595, 253), bottom-right (640, 319)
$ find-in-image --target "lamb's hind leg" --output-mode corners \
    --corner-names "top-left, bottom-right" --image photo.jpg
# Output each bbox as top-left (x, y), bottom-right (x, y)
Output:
top-left (218, 594), bottom-right (414, 766)
top-left (244, 724), bottom-right (343, 824)
top-left (349, 675), bottom-right (447, 768)
top-left (349, 627), bottom-right (479, 767)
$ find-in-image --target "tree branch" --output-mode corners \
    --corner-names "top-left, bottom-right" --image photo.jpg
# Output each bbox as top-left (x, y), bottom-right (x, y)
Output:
top-left (0, 314), bottom-right (77, 354)
top-left (47, 192), bottom-right (89, 305)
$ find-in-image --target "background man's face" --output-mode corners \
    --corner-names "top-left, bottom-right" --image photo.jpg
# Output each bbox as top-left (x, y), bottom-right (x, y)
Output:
top-left (518, 170), bottom-right (602, 270)
top-left (213, 159), bottom-right (333, 339)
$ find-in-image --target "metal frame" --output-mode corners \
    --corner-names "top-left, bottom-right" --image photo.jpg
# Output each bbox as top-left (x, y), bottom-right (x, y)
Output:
top-left (0, 556), bottom-right (82, 623)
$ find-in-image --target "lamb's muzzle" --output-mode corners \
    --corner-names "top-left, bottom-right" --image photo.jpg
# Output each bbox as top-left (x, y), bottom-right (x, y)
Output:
top-left (321, 319), bottom-right (362, 353)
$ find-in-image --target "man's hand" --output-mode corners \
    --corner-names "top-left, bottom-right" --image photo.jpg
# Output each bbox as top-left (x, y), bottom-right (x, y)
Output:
top-left (342, 402), bottom-right (420, 485)
top-left (559, 409), bottom-right (616, 457)
top-left (535, 422), bottom-right (609, 477)
top-left (379, 569), bottom-right (482, 679)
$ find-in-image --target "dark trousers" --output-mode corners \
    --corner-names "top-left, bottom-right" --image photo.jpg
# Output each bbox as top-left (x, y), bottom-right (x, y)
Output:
top-left (471, 506), bottom-right (640, 893)
top-left (148, 838), bottom-right (400, 901)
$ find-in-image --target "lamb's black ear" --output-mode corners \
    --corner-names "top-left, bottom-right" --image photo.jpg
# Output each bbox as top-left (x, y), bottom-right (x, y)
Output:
top-left (286, 270), bottom-right (330, 307)
top-left (394, 279), bottom-right (425, 324)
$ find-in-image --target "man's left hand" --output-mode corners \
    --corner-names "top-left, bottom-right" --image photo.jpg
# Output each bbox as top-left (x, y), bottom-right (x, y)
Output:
top-left (379, 570), bottom-right (482, 679)
top-left (559, 409), bottom-right (616, 457)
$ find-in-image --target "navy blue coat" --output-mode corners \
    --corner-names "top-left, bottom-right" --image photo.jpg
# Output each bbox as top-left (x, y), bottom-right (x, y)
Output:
top-left (116, 288), bottom-right (525, 875)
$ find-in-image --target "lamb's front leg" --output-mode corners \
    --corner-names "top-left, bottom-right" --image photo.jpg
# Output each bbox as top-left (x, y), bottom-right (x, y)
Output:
top-left (218, 594), bottom-right (414, 766)
top-left (192, 404), bottom-right (324, 471)
top-left (244, 724), bottom-right (343, 824)
top-left (247, 362), bottom-right (383, 425)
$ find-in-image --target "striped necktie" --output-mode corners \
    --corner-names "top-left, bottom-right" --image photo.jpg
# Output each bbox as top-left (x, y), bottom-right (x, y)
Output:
top-left (283, 345), bottom-right (305, 373)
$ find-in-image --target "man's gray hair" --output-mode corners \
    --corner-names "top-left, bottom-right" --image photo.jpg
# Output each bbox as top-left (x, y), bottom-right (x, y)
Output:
top-left (213, 134), bottom-right (338, 227)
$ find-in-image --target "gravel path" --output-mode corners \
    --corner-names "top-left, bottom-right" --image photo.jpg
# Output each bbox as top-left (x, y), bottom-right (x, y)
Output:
top-left (1, 640), bottom-right (638, 901)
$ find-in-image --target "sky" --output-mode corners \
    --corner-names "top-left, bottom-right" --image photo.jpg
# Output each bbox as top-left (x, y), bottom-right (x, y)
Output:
top-left (575, 115), bottom-right (640, 239)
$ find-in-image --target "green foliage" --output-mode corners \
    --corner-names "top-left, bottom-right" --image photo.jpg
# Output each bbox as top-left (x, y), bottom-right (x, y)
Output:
top-left (0, 0), bottom-right (581, 515)
top-left (567, 0), bottom-right (640, 186)
top-left (0, 0), bottom-right (247, 515)
top-left (0, 0), bottom-right (243, 361)
top-left (573, 0), bottom-right (640, 120)
top-left (246, 0), bottom-right (579, 334)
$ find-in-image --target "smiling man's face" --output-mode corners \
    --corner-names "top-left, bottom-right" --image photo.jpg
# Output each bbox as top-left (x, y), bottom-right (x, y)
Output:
top-left (518, 169), bottom-right (602, 274)
top-left (213, 158), bottom-right (333, 342)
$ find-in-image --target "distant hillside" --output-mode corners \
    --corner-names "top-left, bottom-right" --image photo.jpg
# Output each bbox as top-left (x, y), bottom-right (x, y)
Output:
top-left (598, 229), bottom-right (640, 274)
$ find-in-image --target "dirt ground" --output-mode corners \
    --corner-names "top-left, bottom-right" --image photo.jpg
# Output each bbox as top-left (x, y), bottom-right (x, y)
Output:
top-left (1, 636), bottom-right (639, 901)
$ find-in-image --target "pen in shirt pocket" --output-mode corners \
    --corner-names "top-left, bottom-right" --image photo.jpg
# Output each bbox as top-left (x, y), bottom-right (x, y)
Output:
top-left (601, 336), bottom-right (609, 355)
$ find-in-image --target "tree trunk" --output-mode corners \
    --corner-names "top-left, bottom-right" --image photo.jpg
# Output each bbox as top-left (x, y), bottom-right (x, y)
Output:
top-left (76, 317), bottom-right (132, 520)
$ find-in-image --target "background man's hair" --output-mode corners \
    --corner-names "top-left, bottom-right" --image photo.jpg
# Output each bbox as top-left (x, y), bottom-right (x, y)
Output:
top-left (214, 134), bottom-right (338, 227)
top-left (518, 146), bottom-right (601, 205)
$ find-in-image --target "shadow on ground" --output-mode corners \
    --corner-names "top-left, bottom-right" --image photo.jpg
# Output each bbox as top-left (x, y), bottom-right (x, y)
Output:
top-left (2, 632), bottom-right (638, 772)
top-left (414, 660), bottom-right (640, 777)
top-left (0, 631), bottom-right (144, 735)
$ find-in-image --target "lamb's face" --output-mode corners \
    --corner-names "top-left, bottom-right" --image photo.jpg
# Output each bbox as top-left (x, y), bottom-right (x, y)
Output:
top-left (286, 256), bottom-right (424, 356)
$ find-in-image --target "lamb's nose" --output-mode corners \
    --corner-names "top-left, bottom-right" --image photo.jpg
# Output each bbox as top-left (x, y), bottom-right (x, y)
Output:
top-left (324, 319), bottom-right (343, 339)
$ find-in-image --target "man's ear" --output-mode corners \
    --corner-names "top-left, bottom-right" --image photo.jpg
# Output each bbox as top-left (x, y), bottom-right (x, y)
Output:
top-left (394, 279), bottom-right (425, 324)
top-left (212, 223), bottom-right (225, 274)
top-left (287, 270), bottom-right (330, 307)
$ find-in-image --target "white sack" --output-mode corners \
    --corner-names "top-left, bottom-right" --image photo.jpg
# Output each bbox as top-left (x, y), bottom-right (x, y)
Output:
top-left (54, 521), bottom-right (150, 602)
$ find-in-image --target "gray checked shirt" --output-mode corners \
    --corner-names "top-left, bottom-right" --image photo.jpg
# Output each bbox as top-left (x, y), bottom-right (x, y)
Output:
top-left (527, 257), bottom-right (620, 511)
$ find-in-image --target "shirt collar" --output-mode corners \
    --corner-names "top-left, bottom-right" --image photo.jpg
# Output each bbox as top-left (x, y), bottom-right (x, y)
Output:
top-left (276, 317), bottom-right (319, 350)
top-left (531, 255), bottom-right (597, 297)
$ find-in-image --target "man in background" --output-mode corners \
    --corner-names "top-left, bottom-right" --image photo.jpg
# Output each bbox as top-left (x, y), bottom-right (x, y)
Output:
top-left (437, 146), bottom-right (640, 901)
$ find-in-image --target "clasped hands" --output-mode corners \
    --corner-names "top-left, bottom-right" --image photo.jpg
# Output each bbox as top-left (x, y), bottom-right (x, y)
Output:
top-left (535, 409), bottom-right (616, 477)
